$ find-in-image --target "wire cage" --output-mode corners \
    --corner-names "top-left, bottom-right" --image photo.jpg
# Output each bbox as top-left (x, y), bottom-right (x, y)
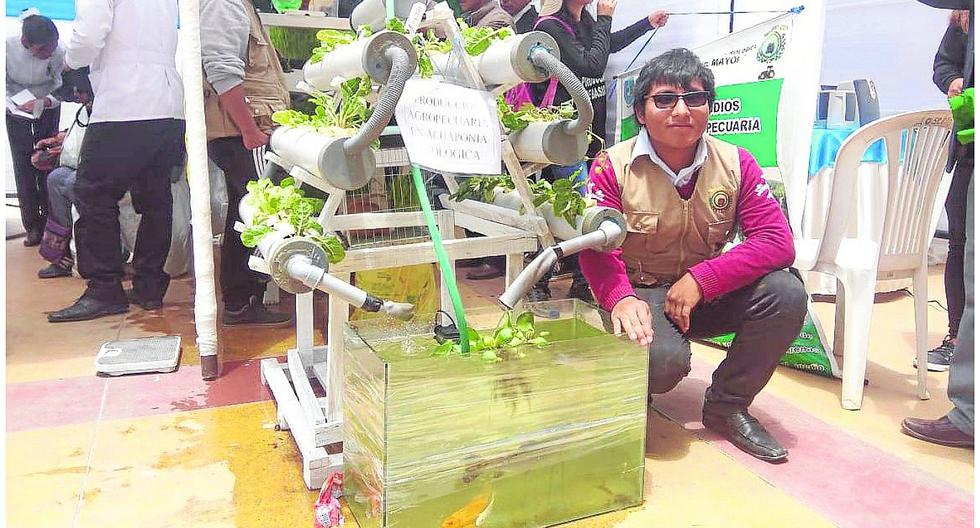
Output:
top-left (336, 147), bottom-right (433, 250)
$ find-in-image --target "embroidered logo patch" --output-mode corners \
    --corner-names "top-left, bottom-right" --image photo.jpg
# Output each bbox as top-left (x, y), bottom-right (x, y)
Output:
top-left (708, 188), bottom-right (732, 212)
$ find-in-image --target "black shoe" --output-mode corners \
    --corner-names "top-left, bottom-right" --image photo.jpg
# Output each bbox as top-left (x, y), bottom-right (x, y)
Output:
top-left (914, 335), bottom-right (955, 372)
top-left (223, 297), bottom-right (293, 327)
top-left (703, 409), bottom-right (788, 463)
top-left (38, 263), bottom-right (72, 279)
top-left (48, 296), bottom-right (129, 323)
top-left (568, 277), bottom-right (594, 303)
top-left (125, 289), bottom-right (163, 311)
top-left (23, 230), bottom-right (42, 247)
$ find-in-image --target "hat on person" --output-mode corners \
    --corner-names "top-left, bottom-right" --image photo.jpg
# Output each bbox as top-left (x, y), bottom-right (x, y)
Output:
top-left (539, 0), bottom-right (564, 16)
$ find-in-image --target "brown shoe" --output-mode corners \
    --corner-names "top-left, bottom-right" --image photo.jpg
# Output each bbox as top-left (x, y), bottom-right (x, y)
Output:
top-left (901, 416), bottom-right (974, 448)
top-left (466, 262), bottom-right (505, 280)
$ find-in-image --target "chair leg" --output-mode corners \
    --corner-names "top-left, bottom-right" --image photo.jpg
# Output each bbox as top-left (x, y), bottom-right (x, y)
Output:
top-left (833, 278), bottom-right (846, 359)
top-left (913, 265), bottom-right (931, 400)
top-left (837, 269), bottom-right (877, 410)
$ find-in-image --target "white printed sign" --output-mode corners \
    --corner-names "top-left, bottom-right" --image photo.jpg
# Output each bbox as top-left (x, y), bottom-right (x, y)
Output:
top-left (395, 79), bottom-right (502, 175)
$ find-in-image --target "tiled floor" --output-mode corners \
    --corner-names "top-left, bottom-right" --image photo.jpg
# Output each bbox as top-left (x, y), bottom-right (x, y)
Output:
top-left (5, 238), bottom-right (974, 528)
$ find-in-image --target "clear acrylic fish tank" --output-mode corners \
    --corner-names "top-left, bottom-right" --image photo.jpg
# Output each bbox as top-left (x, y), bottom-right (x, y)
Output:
top-left (343, 299), bottom-right (648, 528)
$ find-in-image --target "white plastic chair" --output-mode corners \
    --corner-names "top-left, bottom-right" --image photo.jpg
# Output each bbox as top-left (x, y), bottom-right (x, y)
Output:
top-left (795, 110), bottom-right (954, 410)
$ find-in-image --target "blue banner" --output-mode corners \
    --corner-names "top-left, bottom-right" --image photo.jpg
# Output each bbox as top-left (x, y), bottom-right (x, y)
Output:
top-left (6, 1), bottom-right (75, 20)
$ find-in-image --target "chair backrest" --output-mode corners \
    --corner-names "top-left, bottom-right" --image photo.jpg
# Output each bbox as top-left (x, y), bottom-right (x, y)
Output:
top-left (816, 110), bottom-right (953, 272)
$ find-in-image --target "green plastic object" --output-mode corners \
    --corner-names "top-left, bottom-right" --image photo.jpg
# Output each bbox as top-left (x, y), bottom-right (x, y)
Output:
top-left (702, 309), bottom-right (836, 378)
top-left (410, 164), bottom-right (470, 354)
top-left (343, 300), bottom-right (647, 528)
top-left (949, 87), bottom-right (974, 145)
top-left (271, 0), bottom-right (302, 12)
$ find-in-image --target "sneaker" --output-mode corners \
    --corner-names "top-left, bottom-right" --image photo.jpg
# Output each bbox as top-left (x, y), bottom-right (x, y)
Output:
top-left (914, 335), bottom-right (955, 372)
top-left (223, 297), bottom-right (293, 327)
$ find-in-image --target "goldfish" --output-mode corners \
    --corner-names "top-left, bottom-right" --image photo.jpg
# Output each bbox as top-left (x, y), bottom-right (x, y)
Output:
top-left (441, 491), bottom-right (494, 528)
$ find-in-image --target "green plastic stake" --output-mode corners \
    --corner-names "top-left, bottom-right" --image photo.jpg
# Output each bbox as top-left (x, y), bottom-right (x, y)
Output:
top-left (409, 164), bottom-right (471, 354)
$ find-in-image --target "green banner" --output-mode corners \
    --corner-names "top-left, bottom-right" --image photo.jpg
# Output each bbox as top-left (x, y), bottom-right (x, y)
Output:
top-left (617, 79), bottom-right (783, 168)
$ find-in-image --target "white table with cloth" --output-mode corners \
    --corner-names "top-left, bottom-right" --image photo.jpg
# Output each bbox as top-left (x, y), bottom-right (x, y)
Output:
top-left (800, 125), bottom-right (914, 295)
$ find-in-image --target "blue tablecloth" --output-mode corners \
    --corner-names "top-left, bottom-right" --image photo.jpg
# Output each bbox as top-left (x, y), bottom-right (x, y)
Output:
top-left (809, 126), bottom-right (887, 177)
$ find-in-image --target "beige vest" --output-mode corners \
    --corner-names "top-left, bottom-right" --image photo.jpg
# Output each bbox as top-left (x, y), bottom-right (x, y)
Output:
top-left (608, 134), bottom-right (742, 287)
top-left (203, 0), bottom-right (291, 141)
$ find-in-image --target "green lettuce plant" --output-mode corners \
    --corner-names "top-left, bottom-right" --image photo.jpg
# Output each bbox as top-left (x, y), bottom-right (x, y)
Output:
top-left (272, 76), bottom-right (374, 139)
top-left (432, 310), bottom-right (550, 362)
top-left (241, 177), bottom-right (346, 263)
top-left (496, 97), bottom-right (577, 134)
top-left (449, 170), bottom-right (592, 228)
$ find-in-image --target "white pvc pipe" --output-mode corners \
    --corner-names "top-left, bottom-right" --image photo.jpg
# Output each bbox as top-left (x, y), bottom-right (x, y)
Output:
top-left (178, 0), bottom-right (220, 377)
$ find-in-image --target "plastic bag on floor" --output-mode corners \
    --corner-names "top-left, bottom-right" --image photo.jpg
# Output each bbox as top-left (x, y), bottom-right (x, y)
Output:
top-left (314, 471), bottom-right (344, 527)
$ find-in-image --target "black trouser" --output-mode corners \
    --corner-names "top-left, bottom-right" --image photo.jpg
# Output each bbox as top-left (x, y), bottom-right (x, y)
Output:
top-left (944, 157), bottom-right (973, 338)
top-left (6, 108), bottom-right (60, 234)
top-left (74, 119), bottom-right (185, 304)
top-left (627, 270), bottom-right (807, 413)
top-left (208, 137), bottom-right (270, 311)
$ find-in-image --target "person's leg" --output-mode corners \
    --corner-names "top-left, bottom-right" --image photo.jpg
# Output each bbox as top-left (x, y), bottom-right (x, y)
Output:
top-left (6, 114), bottom-right (44, 239)
top-left (128, 120), bottom-right (183, 303)
top-left (690, 270), bottom-right (807, 413)
top-left (902, 164), bottom-right (975, 448)
top-left (630, 286), bottom-right (693, 397)
top-left (38, 167), bottom-right (77, 275)
top-left (32, 107), bottom-right (61, 225)
top-left (208, 137), bottom-right (290, 326)
top-left (49, 122), bottom-right (135, 321)
top-left (208, 137), bottom-right (269, 310)
top-left (688, 270), bottom-right (807, 462)
top-left (947, 169), bottom-right (974, 436)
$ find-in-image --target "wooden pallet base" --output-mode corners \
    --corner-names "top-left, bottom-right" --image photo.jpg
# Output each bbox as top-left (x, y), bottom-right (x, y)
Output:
top-left (260, 356), bottom-right (344, 489)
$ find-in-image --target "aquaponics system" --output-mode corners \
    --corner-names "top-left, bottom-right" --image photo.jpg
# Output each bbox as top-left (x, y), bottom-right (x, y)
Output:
top-left (250, 3), bottom-right (646, 526)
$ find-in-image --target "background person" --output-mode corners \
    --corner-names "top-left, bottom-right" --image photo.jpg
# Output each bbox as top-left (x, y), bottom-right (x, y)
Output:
top-left (580, 49), bottom-right (807, 462)
top-left (6, 12), bottom-right (64, 247)
top-left (903, 0), bottom-right (974, 448)
top-left (920, 9), bottom-right (971, 371)
top-left (527, 0), bottom-right (668, 302)
top-left (49, 0), bottom-right (185, 322)
top-left (201, 0), bottom-right (294, 326)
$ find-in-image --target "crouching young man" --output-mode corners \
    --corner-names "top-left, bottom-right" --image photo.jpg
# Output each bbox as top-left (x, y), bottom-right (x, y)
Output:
top-left (580, 48), bottom-right (807, 462)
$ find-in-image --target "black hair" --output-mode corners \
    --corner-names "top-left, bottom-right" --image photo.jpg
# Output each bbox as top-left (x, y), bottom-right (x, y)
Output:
top-left (22, 14), bottom-right (58, 47)
top-left (632, 48), bottom-right (716, 118)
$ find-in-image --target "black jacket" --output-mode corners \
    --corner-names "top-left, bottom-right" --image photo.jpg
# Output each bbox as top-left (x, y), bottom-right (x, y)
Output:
top-left (531, 6), bottom-right (653, 156)
top-left (933, 23), bottom-right (969, 94)
top-left (514, 5), bottom-right (539, 34)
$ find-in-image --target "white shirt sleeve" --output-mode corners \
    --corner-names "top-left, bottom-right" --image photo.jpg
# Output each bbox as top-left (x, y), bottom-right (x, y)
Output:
top-left (66, 0), bottom-right (114, 69)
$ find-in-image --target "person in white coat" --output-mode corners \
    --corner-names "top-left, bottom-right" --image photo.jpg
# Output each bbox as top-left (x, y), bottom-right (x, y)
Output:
top-left (49, 0), bottom-right (186, 323)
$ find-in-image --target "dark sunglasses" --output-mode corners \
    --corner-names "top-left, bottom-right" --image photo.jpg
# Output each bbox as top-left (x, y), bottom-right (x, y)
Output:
top-left (646, 91), bottom-right (711, 109)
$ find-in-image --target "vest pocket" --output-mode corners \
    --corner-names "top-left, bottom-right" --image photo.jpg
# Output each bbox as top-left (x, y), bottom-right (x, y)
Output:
top-left (707, 219), bottom-right (736, 250)
top-left (247, 30), bottom-right (271, 70)
top-left (625, 211), bottom-right (659, 234)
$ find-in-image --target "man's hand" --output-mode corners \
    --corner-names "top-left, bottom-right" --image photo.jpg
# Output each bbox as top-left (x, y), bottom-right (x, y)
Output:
top-left (35, 132), bottom-right (66, 151)
top-left (597, 0), bottom-right (618, 18)
top-left (664, 273), bottom-right (702, 333)
top-left (948, 77), bottom-right (964, 98)
top-left (648, 10), bottom-right (669, 28)
top-left (611, 296), bottom-right (654, 346)
top-left (242, 128), bottom-right (269, 150)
